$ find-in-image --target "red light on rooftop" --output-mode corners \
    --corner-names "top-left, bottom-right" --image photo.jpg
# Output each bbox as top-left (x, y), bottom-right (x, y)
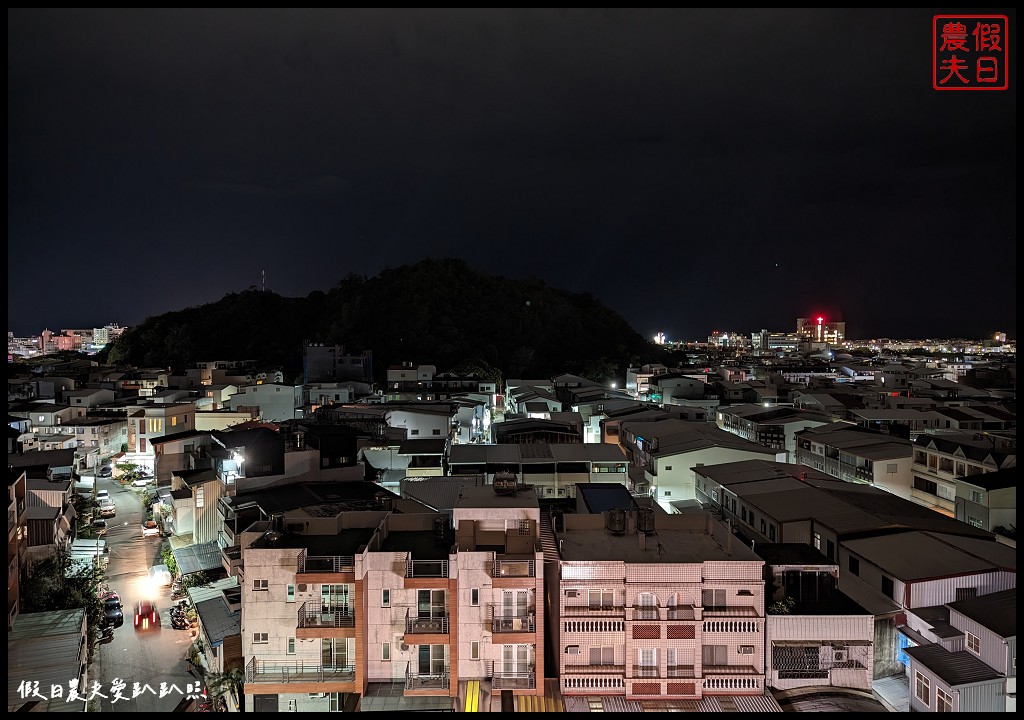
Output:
top-left (817, 316), bottom-right (823, 324)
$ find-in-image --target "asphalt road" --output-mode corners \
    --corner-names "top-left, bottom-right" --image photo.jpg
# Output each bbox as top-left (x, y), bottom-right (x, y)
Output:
top-left (91, 477), bottom-right (202, 712)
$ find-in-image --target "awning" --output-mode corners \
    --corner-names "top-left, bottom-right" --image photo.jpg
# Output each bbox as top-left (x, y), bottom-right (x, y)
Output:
top-left (171, 540), bottom-right (222, 575)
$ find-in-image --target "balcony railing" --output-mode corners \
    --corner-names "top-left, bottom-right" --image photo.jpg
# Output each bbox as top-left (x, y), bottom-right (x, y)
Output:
top-left (405, 614), bottom-right (449, 634)
top-left (667, 665), bottom-right (696, 678)
top-left (404, 663), bottom-right (449, 690)
top-left (562, 603), bottom-right (625, 615)
top-left (485, 663), bottom-right (536, 692)
top-left (491, 613), bottom-right (535, 633)
top-left (297, 601), bottom-right (355, 629)
top-left (405, 559), bottom-right (448, 578)
top-left (632, 607), bottom-right (660, 620)
top-left (297, 549), bottom-right (355, 574)
top-left (492, 557), bottom-right (535, 578)
top-left (244, 658), bottom-right (355, 684)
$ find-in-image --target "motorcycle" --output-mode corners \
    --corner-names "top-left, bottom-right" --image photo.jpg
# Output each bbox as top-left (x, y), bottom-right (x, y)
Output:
top-left (99, 626), bottom-right (115, 644)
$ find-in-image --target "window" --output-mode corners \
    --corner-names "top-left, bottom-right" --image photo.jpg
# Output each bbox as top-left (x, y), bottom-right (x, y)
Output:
top-left (287, 637), bottom-right (296, 654)
top-left (382, 642), bottom-right (391, 661)
top-left (287, 584), bottom-right (295, 602)
top-left (914, 671), bottom-right (930, 704)
top-left (955, 587), bottom-right (977, 601)
top-left (253, 579), bottom-right (268, 591)
top-left (432, 429), bottom-right (441, 435)
top-left (936, 687), bottom-right (952, 712)
top-left (565, 645), bottom-right (580, 655)
top-left (470, 588), bottom-right (479, 606)
top-left (738, 645), bottom-right (755, 655)
top-left (966, 632), bottom-right (980, 655)
top-left (381, 589), bottom-right (390, 608)
top-left (589, 589), bottom-right (615, 610)
top-left (253, 632), bottom-right (269, 644)
top-left (769, 525), bottom-right (776, 541)
top-left (848, 556), bottom-right (860, 576)
top-left (410, 429), bottom-right (420, 436)
top-left (195, 487), bottom-right (204, 508)
top-left (969, 490), bottom-right (983, 503)
top-left (665, 465), bottom-right (672, 471)
top-left (760, 519), bottom-right (767, 534)
top-left (881, 576), bottom-right (894, 599)
top-left (470, 641), bottom-right (479, 660)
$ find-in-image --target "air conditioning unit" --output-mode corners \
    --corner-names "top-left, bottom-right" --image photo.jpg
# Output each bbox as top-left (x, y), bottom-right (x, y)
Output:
top-left (400, 644), bottom-right (410, 651)
top-left (308, 693), bottom-right (328, 698)
top-left (833, 650), bottom-right (848, 662)
top-left (566, 590), bottom-right (579, 598)
top-left (297, 584), bottom-right (308, 592)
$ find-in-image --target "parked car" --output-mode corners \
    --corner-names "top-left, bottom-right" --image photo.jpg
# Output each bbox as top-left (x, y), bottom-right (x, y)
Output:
top-left (91, 518), bottom-right (107, 529)
top-left (141, 520), bottom-right (161, 538)
top-left (99, 503), bottom-right (117, 518)
top-left (130, 477), bottom-right (152, 488)
top-left (103, 597), bottom-right (124, 628)
top-left (96, 489), bottom-right (110, 503)
top-left (98, 466), bottom-right (112, 478)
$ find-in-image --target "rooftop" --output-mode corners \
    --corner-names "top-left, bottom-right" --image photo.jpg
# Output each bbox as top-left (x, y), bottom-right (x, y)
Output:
top-left (904, 644), bottom-right (1001, 686)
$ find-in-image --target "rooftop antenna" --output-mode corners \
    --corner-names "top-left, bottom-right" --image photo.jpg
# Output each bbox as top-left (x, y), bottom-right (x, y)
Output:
top-left (261, 269), bottom-right (267, 292)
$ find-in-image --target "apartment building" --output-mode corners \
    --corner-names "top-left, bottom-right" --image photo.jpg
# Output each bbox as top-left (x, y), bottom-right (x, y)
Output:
top-left (954, 468), bottom-right (1015, 536)
top-left (716, 404), bottom-right (833, 460)
top-left (447, 442), bottom-right (628, 498)
top-left (549, 483), bottom-right (774, 706)
top-left (617, 418), bottom-right (783, 506)
top-left (911, 432), bottom-right (1016, 518)
top-left (227, 478), bottom-right (545, 712)
top-left (8, 469), bottom-right (28, 630)
top-left (793, 423), bottom-right (915, 503)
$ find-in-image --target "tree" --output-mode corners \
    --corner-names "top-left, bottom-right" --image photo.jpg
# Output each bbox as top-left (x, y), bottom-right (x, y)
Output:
top-left (204, 666), bottom-right (244, 709)
top-left (21, 547), bottom-right (106, 660)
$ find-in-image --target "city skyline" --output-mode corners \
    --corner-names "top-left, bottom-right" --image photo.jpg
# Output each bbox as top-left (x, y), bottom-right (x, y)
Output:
top-left (8, 9), bottom-right (1016, 339)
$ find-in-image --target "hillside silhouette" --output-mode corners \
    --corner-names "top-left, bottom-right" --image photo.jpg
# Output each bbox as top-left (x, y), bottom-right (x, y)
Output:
top-left (105, 258), bottom-right (663, 383)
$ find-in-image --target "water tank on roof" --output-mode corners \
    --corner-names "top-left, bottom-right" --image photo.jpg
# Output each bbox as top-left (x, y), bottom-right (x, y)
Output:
top-left (637, 507), bottom-right (656, 534)
top-left (493, 471), bottom-right (519, 495)
top-left (606, 508), bottom-right (627, 535)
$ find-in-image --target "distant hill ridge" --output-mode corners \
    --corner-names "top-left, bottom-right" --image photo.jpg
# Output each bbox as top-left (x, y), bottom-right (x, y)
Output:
top-left (105, 258), bottom-right (659, 383)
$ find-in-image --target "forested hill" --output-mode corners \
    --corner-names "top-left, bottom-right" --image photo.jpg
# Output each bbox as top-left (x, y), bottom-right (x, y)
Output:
top-left (104, 258), bottom-right (663, 383)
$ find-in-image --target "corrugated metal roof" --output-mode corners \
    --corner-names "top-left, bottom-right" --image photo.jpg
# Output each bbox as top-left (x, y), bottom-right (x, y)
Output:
top-left (905, 644), bottom-right (1001, 685)
top-left (172, 540), bottom-right (222, 575)
top-left (8, 609), bottom-right (88, 712)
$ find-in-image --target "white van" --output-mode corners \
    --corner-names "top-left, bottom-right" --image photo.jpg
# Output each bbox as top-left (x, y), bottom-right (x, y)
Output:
top-left (148, 564), bottom-right (173, 586)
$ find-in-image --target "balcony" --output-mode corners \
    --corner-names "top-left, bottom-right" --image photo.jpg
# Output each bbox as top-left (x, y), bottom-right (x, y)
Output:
top-left (220, 545), bottom-right (242, 575)
top-left (297, 550), bottom-right (355, 574)
top-left (244, 658), bottom-right (355, 685)
top-left (491, 612), bottom-right (535, 634)
top-left (632, 607), bottom-right (661, 621)
top-left (492, 557), bottom-right (535, 579)
top-left (562, 603), bottom-right (625, 615)
top-left (667, 665), bottom-right (696, 678)
top-left (487, 662), bottom-right (536, 690)
top-left (405, 614), bottom-right (449, 634)
top-left (405, 663), bottom-right (449, 691)
top-left (297, 601), bottom-right (355, 629)
top-left (405, 559), bottom-right (448, 578)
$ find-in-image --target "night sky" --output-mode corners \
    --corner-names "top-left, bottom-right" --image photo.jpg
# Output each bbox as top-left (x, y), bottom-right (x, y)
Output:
top-left (8, 9), bottom-right (1016, 342)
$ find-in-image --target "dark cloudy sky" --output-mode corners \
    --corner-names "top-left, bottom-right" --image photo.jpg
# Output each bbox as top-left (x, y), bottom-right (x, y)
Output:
top-left (8, 9), bottom-right (1016, 341)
